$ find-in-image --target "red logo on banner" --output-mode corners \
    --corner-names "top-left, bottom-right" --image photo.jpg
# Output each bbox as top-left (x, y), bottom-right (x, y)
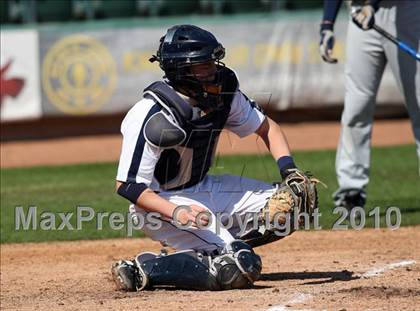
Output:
top-left (0, 60), bottom-right (25, 106)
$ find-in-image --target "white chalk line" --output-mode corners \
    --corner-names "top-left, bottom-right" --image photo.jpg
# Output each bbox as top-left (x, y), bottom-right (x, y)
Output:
top-left (266, 259), bottom-right (416, 311)
top-left (266, 307), bottom-right (313, 311)
top-left (287, 293), bottom-right (312, 305)
top-left (361, 259), bottom-right (416, 278)
top-left (266, 293), bottom-right (313, 311)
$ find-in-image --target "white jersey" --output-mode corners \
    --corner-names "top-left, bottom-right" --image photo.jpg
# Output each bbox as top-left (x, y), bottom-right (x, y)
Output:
top-left (116, 89), bottom-right (265, 191)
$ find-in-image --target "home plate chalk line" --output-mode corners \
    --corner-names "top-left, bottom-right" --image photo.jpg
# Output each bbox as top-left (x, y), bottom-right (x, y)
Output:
top-left (266, 293), bottom-right (313, 311)
top-left (360, 259), bottom-right (416, 278)
top-left (266, 259), bottom-right (416, 311)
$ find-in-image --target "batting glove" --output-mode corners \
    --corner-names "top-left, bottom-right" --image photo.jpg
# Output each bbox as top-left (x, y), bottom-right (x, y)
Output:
top-left (351, 5), bottom-right (375, 30)
top-left (319, 23), bottom-right (337, 64)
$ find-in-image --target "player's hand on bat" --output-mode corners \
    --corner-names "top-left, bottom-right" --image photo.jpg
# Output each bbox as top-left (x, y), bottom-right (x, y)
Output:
top-left (319, 29), bottom-right (338, 64)
top-left (351, 5), bottom-right (375, 30)
top-left (173, 204), bottom-right (210, 228)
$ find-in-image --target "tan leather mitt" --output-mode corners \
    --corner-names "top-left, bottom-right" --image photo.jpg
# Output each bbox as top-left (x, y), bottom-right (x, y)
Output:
top-left (262, 169), bottom-right (320, 229)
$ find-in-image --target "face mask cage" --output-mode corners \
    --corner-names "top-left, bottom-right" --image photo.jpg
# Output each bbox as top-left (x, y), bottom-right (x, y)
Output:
top-left (169, 59), bottom-right (226, 112)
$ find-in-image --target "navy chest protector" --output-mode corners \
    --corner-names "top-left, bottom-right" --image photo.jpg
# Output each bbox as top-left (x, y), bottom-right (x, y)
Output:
top-left (143, 67), bottom-right (238, 190)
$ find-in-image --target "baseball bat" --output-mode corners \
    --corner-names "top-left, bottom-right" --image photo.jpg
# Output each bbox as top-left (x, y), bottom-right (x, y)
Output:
top-left (372, 24), bottom-right (420, 62)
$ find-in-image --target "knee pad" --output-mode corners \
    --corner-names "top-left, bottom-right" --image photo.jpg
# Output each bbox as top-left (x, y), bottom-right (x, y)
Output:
top-left (211, 240), bottom-right (262, 290)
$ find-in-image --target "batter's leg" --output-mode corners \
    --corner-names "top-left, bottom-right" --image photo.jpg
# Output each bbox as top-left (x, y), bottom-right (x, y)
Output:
top-left (382, 1), bottom-right (420, 174)
top-left (335, 19), bottom-right (387, 205)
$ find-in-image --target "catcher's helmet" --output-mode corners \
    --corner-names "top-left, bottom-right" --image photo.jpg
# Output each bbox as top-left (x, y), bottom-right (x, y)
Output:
top-left (150, 25), bottom-right (226, 110)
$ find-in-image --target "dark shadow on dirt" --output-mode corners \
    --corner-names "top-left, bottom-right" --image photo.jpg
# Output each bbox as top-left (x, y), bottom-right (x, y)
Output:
top-left (260, 270), bottom-right (359, 285)
top-left (141, 284), bottom-right (272, 292)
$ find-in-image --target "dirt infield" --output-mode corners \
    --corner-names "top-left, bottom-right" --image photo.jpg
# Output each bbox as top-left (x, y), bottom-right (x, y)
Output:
top-left (1, 227), bottom-right (419, 310)
top-left (1, 119), bottom-right (418, 310)
top-left (1, 119), bottom-right (415, 168)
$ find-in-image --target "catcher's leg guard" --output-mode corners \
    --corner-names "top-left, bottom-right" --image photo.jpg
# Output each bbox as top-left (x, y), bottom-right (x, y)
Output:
top-left (135, 250), bottom-right (220, 290)
top-left (129, 240), bottom-right (261, 291)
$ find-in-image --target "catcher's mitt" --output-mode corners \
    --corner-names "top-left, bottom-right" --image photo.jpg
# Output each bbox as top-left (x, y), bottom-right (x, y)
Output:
top-left (262, 169), bottom-right (321, 229)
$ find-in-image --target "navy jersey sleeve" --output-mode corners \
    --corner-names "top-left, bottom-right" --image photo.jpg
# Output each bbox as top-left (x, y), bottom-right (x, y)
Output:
top-left (369, 0), bottom-right (382, 10)
top-left (322, 0), bottom-right (343, 25)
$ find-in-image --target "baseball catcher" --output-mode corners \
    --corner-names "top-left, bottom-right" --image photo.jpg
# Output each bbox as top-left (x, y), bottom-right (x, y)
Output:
top-left (112, 24), bottom-right (319, 291)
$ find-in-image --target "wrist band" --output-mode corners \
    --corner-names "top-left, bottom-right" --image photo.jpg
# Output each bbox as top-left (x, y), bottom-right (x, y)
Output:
top-left (277, 156), bottom-right (297, 180)
top-left (320, 21), bottom-right (334, 32)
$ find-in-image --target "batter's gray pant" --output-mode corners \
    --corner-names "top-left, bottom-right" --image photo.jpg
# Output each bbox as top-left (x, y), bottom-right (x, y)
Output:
top-left (336, 0), bottom-right (420, 197)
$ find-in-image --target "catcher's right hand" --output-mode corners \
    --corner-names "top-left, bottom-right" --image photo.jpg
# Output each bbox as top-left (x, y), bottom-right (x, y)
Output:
top-left (262, 169), bottom-right (320, 229)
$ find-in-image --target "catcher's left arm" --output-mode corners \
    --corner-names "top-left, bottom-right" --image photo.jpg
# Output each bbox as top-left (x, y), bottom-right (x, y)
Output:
top-left (255, 117), bottom-right (321, 228)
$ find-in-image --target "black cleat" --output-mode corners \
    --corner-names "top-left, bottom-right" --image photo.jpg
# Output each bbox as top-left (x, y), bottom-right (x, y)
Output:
top-left (111, 260), bottom-right (143, 292)
top-left (333, 189), bottom-right (366, 212)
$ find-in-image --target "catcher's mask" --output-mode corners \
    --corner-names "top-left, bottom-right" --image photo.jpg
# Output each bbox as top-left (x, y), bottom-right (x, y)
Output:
top-left (149, 24), bottom-right (226, 111)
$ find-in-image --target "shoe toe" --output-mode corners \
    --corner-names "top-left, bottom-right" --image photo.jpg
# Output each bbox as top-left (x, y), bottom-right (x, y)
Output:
top-left (111, 261), bottom-right (138, 292)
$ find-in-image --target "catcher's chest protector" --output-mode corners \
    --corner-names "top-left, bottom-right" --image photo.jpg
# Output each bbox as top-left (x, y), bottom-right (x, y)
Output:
top-left (143, 67), bottom-right (238, 191)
